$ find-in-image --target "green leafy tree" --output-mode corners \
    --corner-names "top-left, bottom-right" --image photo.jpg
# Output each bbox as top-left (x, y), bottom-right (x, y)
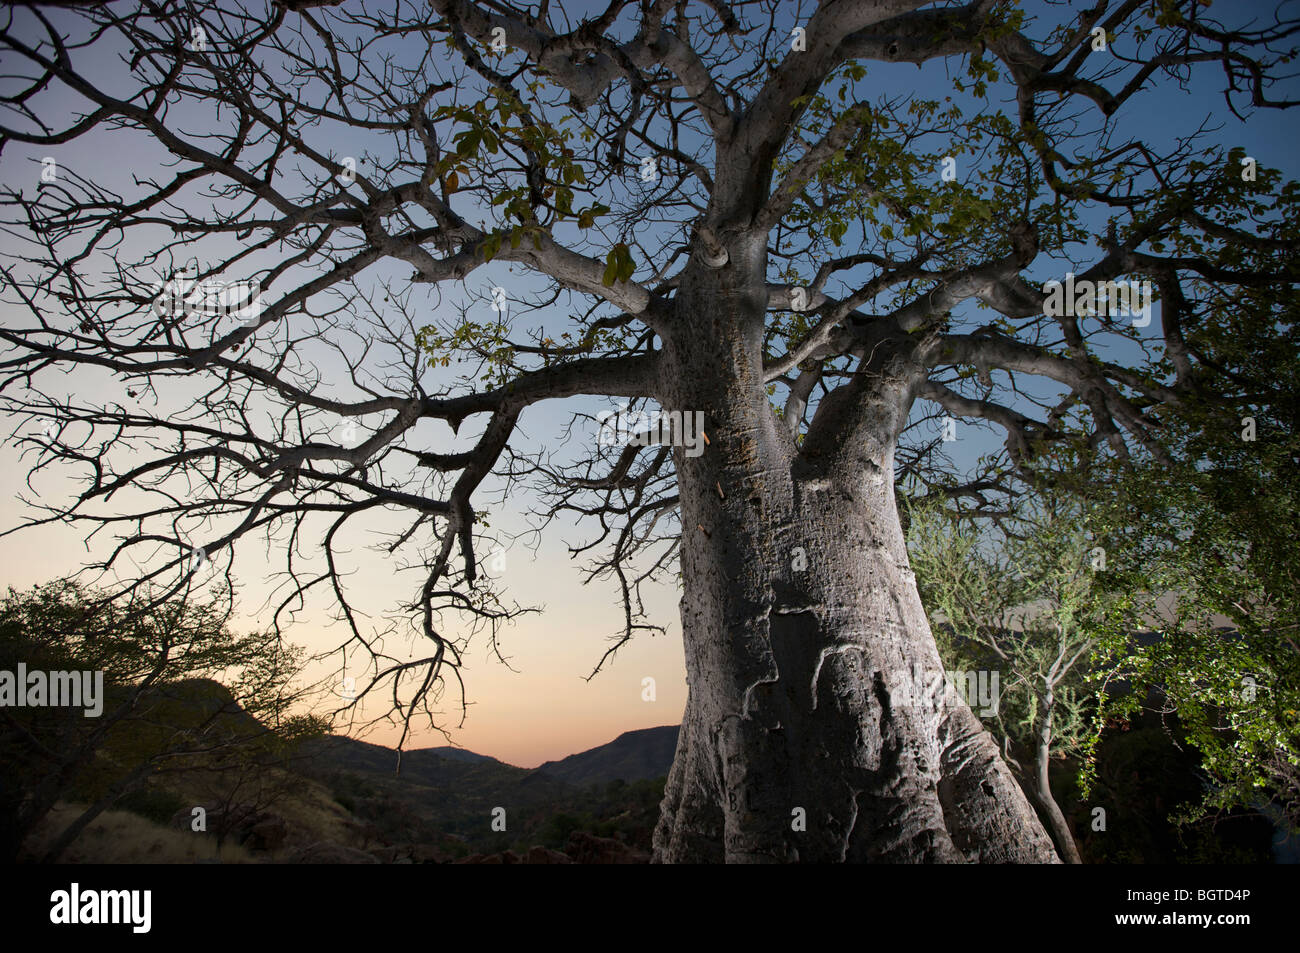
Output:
top-left (1054, 174), bottom-right (1300, 835)
top-left (906, 494), bottom-right (1123, 863)
top-left (0, 580), bottom-right (321, 862)
top-left (1085, 441), bottom-right (1300, 833)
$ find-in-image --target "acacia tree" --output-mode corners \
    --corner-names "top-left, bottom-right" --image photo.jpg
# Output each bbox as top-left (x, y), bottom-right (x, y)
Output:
top-left (0, 0), bottom-right (1296, 862)
top-left (1084, 408), bottom-right (1300, 833)
top-left (905, 494), bottom-right (1123, 864)
top-left (0, 580), bottom-right (316, 863)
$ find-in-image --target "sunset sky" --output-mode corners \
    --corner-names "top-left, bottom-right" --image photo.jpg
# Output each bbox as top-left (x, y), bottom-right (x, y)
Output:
top-left (0, 415), bottom-right (689, 768)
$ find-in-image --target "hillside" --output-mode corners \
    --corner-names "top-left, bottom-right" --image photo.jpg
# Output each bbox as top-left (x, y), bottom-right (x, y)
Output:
top-left (535, 726), bottom-right (679, 787)
top-left (294, 728), bottom-right (675, 857)
top-left (425, 746), bottom-right (500, 765)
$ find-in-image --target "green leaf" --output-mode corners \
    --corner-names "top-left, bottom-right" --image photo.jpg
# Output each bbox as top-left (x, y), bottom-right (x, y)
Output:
top-left (603, 243), bottom-right (634, 286)
top-left (480, 231), bottom-right (503, 262)
top-left (455, 129), bottom-right (481, 159)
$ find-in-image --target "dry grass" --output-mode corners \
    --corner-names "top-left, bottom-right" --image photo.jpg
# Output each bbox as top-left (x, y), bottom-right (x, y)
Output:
top-left (24, 767), bottom-right (371, 863)
top-left (164, 765), bottom-right (364, 847)
top-left (268, 773), bottom-right (361, 845)
top-left (23, 802), bottom-right (258, 864)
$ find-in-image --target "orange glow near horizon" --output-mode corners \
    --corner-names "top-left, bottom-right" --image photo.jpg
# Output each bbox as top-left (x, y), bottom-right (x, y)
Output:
top-left (0, 442), bottom-right (687, 768)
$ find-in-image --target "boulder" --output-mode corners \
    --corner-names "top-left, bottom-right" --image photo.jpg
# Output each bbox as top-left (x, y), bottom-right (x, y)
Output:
top-left (242, 813), bottom-right (289, 852)
top-left (526, 845), bottom-right (572, 864)
top-left (564, 831), bottom-right (650, 864)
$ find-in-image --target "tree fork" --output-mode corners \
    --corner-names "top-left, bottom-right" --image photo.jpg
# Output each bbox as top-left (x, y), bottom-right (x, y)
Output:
top-left (651, 287), bottom-right (1059, 863)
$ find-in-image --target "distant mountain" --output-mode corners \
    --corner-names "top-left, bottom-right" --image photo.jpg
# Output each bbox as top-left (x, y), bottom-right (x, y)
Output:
top-left (299, 735), bottom-right (550, 795)
top-left (536, 725), bottom-right (679, 787)
top-left (302, 725), bottom-right (680, 789)
top-left (424, 746), bottom-right (498, 765)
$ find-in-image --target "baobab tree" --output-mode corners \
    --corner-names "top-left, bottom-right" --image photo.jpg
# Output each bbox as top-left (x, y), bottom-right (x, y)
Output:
top-left (0, 0), bottom-right (1295, 862)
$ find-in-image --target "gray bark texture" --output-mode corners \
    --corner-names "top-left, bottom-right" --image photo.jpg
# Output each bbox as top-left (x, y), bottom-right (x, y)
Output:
top-left (650, 257), bottom-right (1060, 863)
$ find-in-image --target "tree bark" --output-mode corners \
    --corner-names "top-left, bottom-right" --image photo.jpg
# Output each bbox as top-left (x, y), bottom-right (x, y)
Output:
top-left (651, 271), bottom-right (1060, 863)
top-left (1032, 686), bottom-right (1083, 864)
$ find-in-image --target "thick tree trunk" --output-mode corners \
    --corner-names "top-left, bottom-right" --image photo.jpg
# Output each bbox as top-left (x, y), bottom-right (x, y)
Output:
top-left (650, 268), bottom-right (1059, 863)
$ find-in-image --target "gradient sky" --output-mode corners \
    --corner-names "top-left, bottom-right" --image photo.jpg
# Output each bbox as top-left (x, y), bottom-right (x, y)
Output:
top-left (1, 0), bottom-right (1295, 768)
